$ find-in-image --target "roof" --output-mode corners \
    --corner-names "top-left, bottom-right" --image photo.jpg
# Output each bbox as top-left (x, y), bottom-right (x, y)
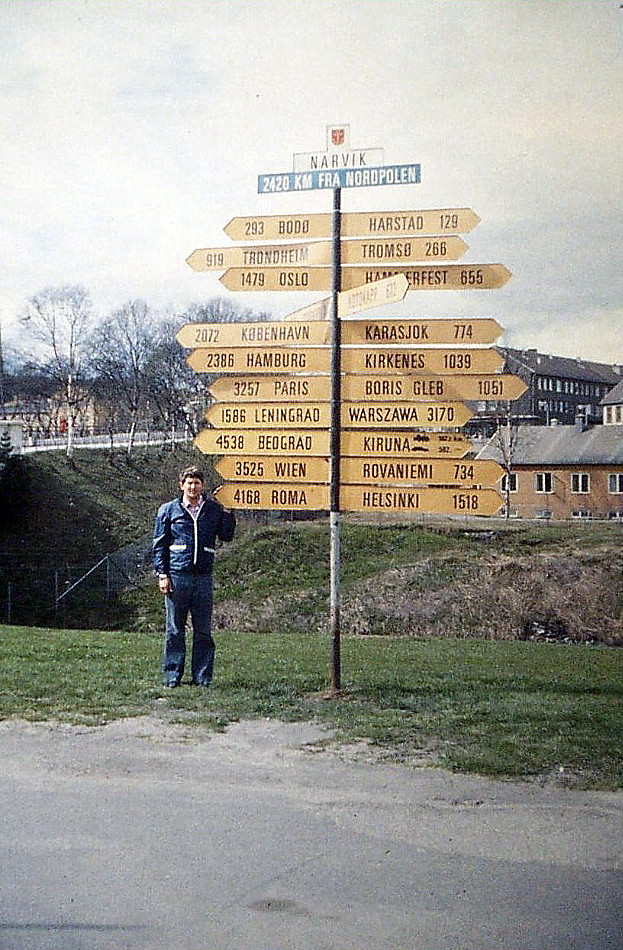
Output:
top-left (477, 424), bottom-right (623, 466)
top-left (602, 379), bottom-right (623, 405)
top-left (500, 347), bottom-right (622, 386)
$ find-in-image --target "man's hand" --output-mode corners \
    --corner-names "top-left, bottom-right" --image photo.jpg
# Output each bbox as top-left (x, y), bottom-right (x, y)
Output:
top-left (158, 575), bottom-right (172, 595)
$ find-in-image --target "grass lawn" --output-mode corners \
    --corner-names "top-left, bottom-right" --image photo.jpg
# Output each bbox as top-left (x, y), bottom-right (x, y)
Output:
top-left (1, 624), bottom-right (621, 790)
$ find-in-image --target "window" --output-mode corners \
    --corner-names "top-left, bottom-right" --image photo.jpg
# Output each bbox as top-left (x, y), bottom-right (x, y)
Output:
top-left (535, 472), bottom-right (553, 493)
top-left (572, 510), bottom-right (592, 519)
top-left (571, 472), bottom-right (590, 493)
top-left (501, 473), bottom-right (518, 493)
top-left (608, 473), bottom-right (623, 494)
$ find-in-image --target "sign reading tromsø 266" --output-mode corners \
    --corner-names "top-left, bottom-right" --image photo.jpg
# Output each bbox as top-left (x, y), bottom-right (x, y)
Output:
top-left (258, 164), bottom-right (421, 193)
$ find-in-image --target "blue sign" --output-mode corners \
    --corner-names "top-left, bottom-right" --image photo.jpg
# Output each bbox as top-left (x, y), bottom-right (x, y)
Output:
top-left (258, 163), bottom-right (421, 194)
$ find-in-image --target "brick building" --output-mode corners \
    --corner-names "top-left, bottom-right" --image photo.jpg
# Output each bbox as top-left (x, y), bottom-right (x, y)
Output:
top-left (477, 420), bottom-right (623, 520)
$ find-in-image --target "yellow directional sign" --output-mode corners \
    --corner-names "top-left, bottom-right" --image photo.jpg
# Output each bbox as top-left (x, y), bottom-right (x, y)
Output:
top-left (341, 235), bottom-right (468, 263)
top-left (341, 208), bottom-right (481, 237)
top-left (224, 214), bottom-right (332, 243)
top-left (220, 267), bottom-right (331, 293)
top-left (341, 317), bottom-right (502, 346)
top-left (186, 241), bottom-right (330, 271)
top-left (340, 457), bottom-right (503, 487)
top-left (340, 431), bottom-right (470, 458)
top-left (217, 483), bottom-right (329, 511)
top-left (342, 402), bottom-right (472, 428)
top-left (187, 347), bottom-right (329, 375)
top-left (283, 274), bottom-right (409, 322)
top-left (208, 375), bottom-right (331, 403)
top-left (341, 348), bottom-right (504, 375)
top-left (338, 274), bottom-right (409, 317)
top-left (176, 320), bottom-right (330, 349)
top-left (341, 374), bottom-right (527, 402)
top-left (206, 402), bottom-right (331, 429)
top-left (340, 485), bottom-right (501, 516)
top-left (216, 456), bottom-right (330, 484)
top-left (341, 264), bottom-right (511, 292)
top-left (195, 428), bottom-right (330, 456)
top-left (207, 401), bottom-right (471, 429)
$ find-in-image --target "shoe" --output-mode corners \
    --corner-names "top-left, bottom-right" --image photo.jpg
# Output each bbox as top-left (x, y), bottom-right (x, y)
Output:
top-left (163, 681), bottom-right (180, 688)
top-left (191, 681), bottom-right (211, 688)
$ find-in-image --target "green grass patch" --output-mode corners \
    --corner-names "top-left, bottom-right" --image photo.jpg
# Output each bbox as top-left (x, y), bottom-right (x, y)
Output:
top-left (1, 624), bottom-right (621, 789)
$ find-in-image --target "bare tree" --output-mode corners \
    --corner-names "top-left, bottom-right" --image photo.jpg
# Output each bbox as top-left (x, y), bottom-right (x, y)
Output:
top-left (88, 300), bottom-right (159, 456)
top-left (492, 401), bottom-right (520, 519)
top-left (20, 286), bottom-right (93, 459)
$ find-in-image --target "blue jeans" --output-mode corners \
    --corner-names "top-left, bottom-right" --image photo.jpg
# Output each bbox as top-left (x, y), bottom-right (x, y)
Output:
top-left (163, 573), bottom-right (215, 685)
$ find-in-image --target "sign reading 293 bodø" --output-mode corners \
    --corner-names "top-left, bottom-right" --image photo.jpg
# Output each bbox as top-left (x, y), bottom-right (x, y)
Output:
top-left (258, 164), bottom-right (421, 193)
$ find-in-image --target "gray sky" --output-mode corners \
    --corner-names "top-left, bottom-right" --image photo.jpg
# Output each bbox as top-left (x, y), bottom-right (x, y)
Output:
top-left (2, 0), bottom-right (622, 363)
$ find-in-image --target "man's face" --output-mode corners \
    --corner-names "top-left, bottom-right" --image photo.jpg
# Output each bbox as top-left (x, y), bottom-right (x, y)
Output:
top-left (181, 476), bottom-right (204, 501)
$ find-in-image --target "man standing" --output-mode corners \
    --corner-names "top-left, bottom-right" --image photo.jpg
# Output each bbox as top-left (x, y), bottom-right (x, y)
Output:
top-left (153, 466), bottom-right (236, 688)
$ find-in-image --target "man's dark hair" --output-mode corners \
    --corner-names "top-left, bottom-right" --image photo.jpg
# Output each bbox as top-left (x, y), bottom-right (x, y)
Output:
top-left (179, 466), bottom-right (205, 484)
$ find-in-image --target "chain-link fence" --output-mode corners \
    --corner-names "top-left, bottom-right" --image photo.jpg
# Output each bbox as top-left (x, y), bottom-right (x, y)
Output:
top-left (0, 535), bottom-right (153, 628)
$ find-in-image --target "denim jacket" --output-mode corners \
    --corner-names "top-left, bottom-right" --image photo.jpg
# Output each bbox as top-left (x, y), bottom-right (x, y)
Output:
top-left (152, 495), bottom-right (236, 576)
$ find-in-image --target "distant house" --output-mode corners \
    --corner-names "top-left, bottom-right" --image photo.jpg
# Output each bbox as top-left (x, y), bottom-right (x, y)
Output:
top-left (602, 379), bottom-right (623, 426)
top-left (477, 421), bottom-right (623, 520)
top-left (467, 347), bottom-right (622, 437)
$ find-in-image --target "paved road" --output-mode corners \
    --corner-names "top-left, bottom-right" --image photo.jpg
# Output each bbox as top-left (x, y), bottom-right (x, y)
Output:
top-left (1, 715), bottom-right (621, 950)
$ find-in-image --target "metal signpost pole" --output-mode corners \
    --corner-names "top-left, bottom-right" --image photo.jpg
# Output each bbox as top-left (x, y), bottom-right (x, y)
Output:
top-left (329, 186), bottom-right (342, 693)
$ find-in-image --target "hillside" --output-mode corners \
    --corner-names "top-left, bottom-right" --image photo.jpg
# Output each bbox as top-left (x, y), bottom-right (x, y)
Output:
top-left (0, 445), bottom-right (621, 643)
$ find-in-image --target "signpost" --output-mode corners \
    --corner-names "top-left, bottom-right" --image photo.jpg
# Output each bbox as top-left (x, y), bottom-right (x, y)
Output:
top-left (185, 126), bottom-right (517, 693)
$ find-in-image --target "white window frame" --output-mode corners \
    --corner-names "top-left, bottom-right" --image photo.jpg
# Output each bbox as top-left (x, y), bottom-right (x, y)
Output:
top-left (535, 472), bottom-right (554, 493)
top-left (571, 472), bottom-right (590, 494)
top-left (608, 473), bottom-right (623, 494)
